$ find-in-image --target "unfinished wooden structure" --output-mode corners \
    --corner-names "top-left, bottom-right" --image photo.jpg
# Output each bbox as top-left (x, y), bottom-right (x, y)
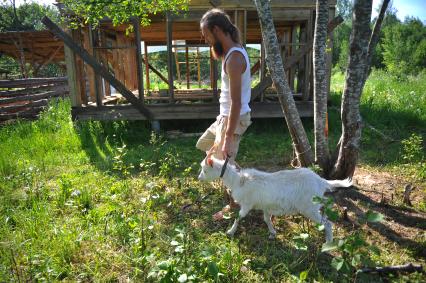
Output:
top-left (0, 31), bottom-right (65, 78)
top-left (53, 0), bottom-right (337, 121)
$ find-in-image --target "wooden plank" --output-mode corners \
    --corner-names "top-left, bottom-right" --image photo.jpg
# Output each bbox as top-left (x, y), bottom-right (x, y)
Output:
top-left (186, 46), bottom-right (190, 89)
top-left (250, 59), bottom-right (260, 76)
top-left (99, 31), bottom-right (111, 98)
top-left (72, 101), bottom-right (313, 121)
top-left (0, 83), bottom-right (68, 97)
top-left (72, 101), bottom-right (313, 120)
top-left (0, 77), bottom-right (67, 88)
top-left (144, 42), bottom-right (150, 90)
top-left (89, 25), bottom-right (103, 106)
top-left (303, 9), bottom-right (313, 101)
top-left (141, 58), bottom-right (177, 89)
top-left (290, 25), bottom-right (298, 91)
top-left (133, 17), bottom-right (145, 102)
top-left (166, 12), bottom-right (174, 102)
top-left (82, 27), bottom-right (96, 103)
top-left (42, 16), bottom-right (153, 120)
top-left (0, 99), bottom-right (48, 113)
top-left (0, 90), bottom-right (66, 104)
top-left (63, 31), bottom-right (80, 107)
top-left (250, 76), bottom-right (272, 101)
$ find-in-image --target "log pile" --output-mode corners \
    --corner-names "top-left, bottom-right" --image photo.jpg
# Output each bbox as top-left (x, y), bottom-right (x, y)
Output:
top-left (0, 77), bottom-right (69, 123)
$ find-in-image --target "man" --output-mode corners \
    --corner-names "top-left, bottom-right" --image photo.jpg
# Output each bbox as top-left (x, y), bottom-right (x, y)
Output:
top-left (196, 9), bottom-right (252, 220)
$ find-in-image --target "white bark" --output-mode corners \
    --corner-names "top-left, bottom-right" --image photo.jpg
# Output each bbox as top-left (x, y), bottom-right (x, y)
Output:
top-left (313, 0), bottom-right (330, 171)
top-left (253, 0), bottom-right (314, 166)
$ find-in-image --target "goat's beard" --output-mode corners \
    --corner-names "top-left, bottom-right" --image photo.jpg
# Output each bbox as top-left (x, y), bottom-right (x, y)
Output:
top-left (211, 37), bottom-right (224, 60)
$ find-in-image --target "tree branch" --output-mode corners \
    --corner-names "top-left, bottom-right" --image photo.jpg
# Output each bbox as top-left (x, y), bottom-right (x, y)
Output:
top-left (358, 263), bottom-right (423, 275)
top-left (365, 0), bottom-right (390, 73)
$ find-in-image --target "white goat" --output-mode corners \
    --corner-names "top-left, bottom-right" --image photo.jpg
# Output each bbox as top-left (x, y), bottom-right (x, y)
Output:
top-left (198, 156), bottom-right (352, 243)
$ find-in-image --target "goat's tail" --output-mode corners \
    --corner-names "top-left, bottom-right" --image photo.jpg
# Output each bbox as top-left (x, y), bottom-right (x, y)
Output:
top-left (326, 178), bottom-right (353, 192)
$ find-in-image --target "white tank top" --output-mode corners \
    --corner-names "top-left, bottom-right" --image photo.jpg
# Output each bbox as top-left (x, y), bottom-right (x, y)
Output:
top-left (220, 46), bottom-right (251, 116)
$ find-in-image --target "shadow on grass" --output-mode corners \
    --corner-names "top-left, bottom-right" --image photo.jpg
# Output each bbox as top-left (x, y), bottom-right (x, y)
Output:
top-left (333, 187), bottom-right (426, 260)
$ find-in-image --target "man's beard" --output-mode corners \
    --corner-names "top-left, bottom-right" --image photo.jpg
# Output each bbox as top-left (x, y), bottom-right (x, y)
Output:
top-left (211, 38), bottom-right (224, 60)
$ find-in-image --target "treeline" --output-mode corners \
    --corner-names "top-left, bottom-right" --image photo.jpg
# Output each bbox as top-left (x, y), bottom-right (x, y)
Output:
top-left (333, 1), bottom-right (426, 76)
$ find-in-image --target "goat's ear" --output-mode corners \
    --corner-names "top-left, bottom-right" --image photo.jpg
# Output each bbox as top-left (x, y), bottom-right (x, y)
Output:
top-left (207, 157), bottom-right (213, 167)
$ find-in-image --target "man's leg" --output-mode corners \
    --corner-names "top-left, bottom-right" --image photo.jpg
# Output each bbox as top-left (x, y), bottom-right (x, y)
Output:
top-left (213, 113), bottom-right (252, 220)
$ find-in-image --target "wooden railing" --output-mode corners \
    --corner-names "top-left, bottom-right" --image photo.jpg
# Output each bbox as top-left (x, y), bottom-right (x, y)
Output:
top-left (0, 77), bottom-right (69, 123)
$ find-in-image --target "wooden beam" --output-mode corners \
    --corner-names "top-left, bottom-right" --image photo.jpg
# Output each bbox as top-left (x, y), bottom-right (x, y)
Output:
top-left (71, 101), bottom-right (313, 121)
top-left (186, 46), bottom-right (190, 89)
top-left (133, 17), bottom-right (145, 102)
top-left (89, 25), bottom-right (103, 106)
top-left (42, 16), bottom-right (153, 120)
top-left (33, 46), bottom-right (62, 75)
top-left (250, 59), bottom-right (261, 76)
top-left (166, 12), bottom-right (174, 102)
top-left (141, 58), bottom-right (177, 89)
top-left (250, 76), bottom-right (272, 101)
top-left (144, 42), bottom-right (150, 90)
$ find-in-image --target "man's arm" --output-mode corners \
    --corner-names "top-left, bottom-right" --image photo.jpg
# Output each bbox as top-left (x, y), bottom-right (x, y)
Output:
top-left (222, 51), bottom-right (246, 158)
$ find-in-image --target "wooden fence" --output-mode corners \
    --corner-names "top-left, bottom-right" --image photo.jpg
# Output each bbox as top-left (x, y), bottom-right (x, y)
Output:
top-left (0, 77), bottom-right (69, 123)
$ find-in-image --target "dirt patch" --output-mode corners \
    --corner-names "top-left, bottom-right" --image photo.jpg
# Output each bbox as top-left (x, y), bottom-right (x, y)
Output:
top-left (333, 166), bottom-right (426, 259)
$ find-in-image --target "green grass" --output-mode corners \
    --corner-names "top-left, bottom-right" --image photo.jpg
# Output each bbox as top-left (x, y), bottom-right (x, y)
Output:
top-left (0, 70), bottom-right (425, 281)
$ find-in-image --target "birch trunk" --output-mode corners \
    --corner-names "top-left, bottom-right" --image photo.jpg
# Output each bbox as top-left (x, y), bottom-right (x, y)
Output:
top-left (330, 0), bottom-right (389, 179)
top-left (330, 0), bottom-right (373, 179)
top-left (313, 0), bottom-right (330, 172)
top-left (254, 0), bottom-right (314, 166)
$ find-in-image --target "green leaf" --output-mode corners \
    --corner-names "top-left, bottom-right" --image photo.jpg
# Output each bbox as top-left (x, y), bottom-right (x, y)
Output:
top-left (331, 257), bottom-right (345, 271)
top-left (365, 210), bottom-right (384, 223)
top-left (325, 208), bottom-right (339, 222)
top-left (207, 261), bottom-right (219, 278)
top-left (157, 260), bottom-right (169, 270)
top-left (299, 270), bottom-right (308, 281)
top-left (321, 241), bottom-right (338, 252)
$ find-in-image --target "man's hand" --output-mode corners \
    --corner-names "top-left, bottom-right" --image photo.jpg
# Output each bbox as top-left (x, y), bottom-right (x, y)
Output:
top-left (221, 134), bottom-right (233, 159)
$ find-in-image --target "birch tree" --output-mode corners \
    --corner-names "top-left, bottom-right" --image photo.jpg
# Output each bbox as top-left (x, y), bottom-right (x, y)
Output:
top-left (313, 0), bottom-right (330, 172)
top-left (253, 0), bottom-right (314, 167)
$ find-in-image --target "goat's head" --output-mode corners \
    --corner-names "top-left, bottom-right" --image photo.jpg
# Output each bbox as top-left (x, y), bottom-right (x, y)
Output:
top-left (198, 155), bottom-right (223, 181)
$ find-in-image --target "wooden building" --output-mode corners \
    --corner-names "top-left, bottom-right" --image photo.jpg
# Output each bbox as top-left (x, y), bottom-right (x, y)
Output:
top-left (51, 0), bottom-right (338, 121)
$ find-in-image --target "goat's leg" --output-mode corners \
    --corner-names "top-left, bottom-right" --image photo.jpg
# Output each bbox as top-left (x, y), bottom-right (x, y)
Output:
top-left (226, 207), bottom-right (249, 237)
top-left (263, 212), bottom-right (277, 239)
top-left (303, 210), bottom-right (333, 243)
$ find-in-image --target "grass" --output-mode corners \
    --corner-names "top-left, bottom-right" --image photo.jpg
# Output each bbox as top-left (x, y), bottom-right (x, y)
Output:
top-left (0, 70), bottom-right (425, 281)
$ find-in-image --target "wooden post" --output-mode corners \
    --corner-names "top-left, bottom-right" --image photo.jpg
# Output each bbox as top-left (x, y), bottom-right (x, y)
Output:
top-left (144, 42), bottom-right (150, 90)
top-left (63, 29), bottom-right (81, 107)
top-left (72, 28), bottom-right (87, 105)
top-left (133, 17), bottom-right (145, 102)
top-left (260, 41), bottom-right (266, 102)
top-left (99, 30), bottom-right (111, 97)
top-left (196, 47), bottom-right (201, 88)
top-left (166, 12), bottom-right (174, 102)
top-left (88, 24), bottom-right (103, 106)
top-left (235, 10), bottom-right (247, 46)
top-left (290, 25), bottom-right (298, 92)
top-left (185, 46), bottom-right (190, 89)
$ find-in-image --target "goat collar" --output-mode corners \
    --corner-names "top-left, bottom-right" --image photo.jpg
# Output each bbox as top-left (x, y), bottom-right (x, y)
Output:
top-left (220, 156), bottom-right (230, 178)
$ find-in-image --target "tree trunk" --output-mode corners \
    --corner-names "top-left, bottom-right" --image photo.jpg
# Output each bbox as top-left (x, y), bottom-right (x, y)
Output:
top-left (253, 0), bottom-right (314, 167)
top-left (313, 0), bottom-right (330, 172)
top-left (330, 0), bottom-right (389, 179)
top-left (330, 0), bottom-right (373, 179)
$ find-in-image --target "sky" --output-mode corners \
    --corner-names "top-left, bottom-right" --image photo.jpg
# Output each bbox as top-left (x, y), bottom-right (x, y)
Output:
top-left (12, 0), bottom-right (426, 22)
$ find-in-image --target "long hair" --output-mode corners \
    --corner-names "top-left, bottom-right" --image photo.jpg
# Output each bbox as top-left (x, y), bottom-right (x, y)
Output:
top-left (200, 8), bottom-right (241, 44)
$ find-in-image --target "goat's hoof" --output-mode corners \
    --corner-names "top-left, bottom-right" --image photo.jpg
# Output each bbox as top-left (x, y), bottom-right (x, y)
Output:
top-left (268, 233), bottom-right (276, 240)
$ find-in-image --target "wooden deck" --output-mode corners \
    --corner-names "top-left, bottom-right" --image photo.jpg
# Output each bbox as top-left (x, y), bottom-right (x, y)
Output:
top-left (71, 101), bottom-right (313, 121)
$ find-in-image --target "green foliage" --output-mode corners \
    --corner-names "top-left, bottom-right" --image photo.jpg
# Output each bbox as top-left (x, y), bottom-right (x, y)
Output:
top-left (401, 133), bottom-right (424, 163)
top-left (61, 0), bottom-right (188, 28)
top-left (382, 17), bottom-right (426, 75)
top-left (0, 1), bottom-right (60, 31)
